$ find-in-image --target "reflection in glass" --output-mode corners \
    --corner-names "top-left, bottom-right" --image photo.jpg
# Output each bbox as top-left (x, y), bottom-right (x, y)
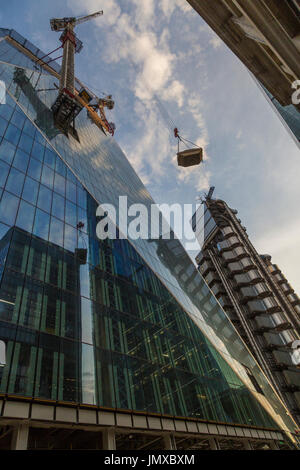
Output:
top-left (16, 199), bottom-right (35, 232)
top-left (49, 216), bottom-right (64, 247)
top-left (0, 191), bottom-right (19, 226)
top-left (0, 49), bottom-right (296, 442)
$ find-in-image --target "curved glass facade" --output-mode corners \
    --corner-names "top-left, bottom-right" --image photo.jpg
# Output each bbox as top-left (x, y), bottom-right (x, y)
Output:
top-left (0, 29), bottom-right (298, 441)
top-left (258, 80), bottom-right (300, 149)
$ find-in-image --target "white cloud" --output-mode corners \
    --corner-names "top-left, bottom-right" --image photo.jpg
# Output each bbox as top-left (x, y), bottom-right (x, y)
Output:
top-left (187, 94), bottom-right (210, 159)
top-left (161, 80), bottom-right (185, 107)
top-left (66, 0), bottom-right (300, 299)
top-left (131, 0), bottom-right (155, 29)
top-left (254, 221), bottom-right (300, 295)
top-left (159, 0), bottom-right (193, 16)
top-left (123, 101), bottom-right (172, 185)
top-left (177, 166), bottom-right (211, 192)
top-left (209, 36), bottom-right (223, 49)
top-left (67, 0), bottom-right (211, 193)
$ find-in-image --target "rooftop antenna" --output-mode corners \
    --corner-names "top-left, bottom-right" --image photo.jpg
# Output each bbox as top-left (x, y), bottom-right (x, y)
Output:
top-left (206, 186), bottom-right (215, 200)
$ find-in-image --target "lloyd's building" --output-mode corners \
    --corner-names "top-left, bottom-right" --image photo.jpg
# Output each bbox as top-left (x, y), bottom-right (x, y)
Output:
top-left (0, 27), bottom-right (298, 451)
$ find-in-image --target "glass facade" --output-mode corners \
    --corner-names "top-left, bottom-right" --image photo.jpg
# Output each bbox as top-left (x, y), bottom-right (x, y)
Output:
top-left (0, 29), bottom-right (298, 439)
top-left (257, 80), bottom-right (300, 148)
top-left (192, 203), bottom-right (217, 249)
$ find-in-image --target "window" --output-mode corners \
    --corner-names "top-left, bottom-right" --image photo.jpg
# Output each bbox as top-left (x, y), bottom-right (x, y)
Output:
top-left (31, 141), bottom-right (44, 162)
top-left (5, 123), bottom-right (21, 146)
top-left (33, 208), bottom-right (50, 241)
top-left (18, 132), bottom-right (33, 154)
top-left (0, 191), bottom-right (19, 225)
top-left (41, 165), bottom-right (54, 189)
top-left (0, 139), bottom-right (16, 164)
top-left (12, 148), bottom-right (29, 173)
top-left (22, 176), bottom-right (39, 205)
top-left (16, 200), bottom-right (35, 232)
top-left (28, 157), bottom-right (42, 181)
top-left (5, 167), bottom-right (25, 197)
top-left (37, 185), bottom-right (52, 213)
top-left (51, 193), bottom-right (65, 221)
top-left (0, 160), bottom-right (9, 188)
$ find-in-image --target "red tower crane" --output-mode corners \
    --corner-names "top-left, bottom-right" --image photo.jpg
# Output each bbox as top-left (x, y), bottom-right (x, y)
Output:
top-left (50, 11), bottom-right (115, 136)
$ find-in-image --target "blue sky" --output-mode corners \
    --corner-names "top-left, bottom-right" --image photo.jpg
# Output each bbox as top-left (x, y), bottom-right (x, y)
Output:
top-left (1, 0), bottom-right (300, 293)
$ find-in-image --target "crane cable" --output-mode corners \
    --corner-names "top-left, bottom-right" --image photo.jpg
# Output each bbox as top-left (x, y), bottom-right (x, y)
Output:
top-left (150, 88), bottom-right (203, 153)
top-left (76, 222), bottom-right (88, 251)
top-left (82, 52), bottom-right (204, 154)
top-left (173, 127), bottom-right (201, 154)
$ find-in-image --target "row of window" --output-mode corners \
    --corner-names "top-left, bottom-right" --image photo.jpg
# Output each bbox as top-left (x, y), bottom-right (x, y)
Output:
top-left (0, 138), bottom-right (87, 209)
top-left (0, 323), bottom-right (274, 427)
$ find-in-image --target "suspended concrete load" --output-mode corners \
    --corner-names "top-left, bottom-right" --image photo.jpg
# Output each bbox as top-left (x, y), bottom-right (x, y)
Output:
top-left (174, 128), bottom-right (203, 168)
top-left (177, 147), bottom-right (203, 167)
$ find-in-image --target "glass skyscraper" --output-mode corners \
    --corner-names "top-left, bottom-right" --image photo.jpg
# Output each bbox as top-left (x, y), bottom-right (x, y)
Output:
top-left (0, 28), bottom-right (298, 450)
top-left (259, 83), bottom-right (300, 149)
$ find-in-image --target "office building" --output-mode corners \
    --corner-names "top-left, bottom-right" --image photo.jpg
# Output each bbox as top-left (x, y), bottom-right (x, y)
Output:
top-left (0, 28), bottom-right (298, 450)
top-left (187, 0), bottom-right (300, 146)
top-left (192, 190), bottom-right (300, 427)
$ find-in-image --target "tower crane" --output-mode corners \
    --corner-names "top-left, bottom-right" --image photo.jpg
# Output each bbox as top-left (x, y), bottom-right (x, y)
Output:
top-left (50, 10), bottom-right (115, 137)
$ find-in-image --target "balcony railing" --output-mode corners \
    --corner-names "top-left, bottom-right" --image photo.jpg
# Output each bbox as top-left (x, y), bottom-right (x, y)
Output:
top-left (247, 297), bottom-right (280, 316)
top-left (274, 272), bottom-right (286, 285)
top-left (199, 260), bottom-right (214, 275)
top-left (195, 251), bottom-right (210, 265)
top-left (294, 391), bottom-right (300, 408)
top-left (268, 264), bottom-right (280, 275)
top-left (282, 370), bottom-right (300, 389)
top-left (280, 283), bottom-right (293, 295)
top-left (221, 226), bottom-right (234, 239)
top-left (227, 257), bottom-right (255, 274)
top-left (273, 350), bottom-right (295, 368)
top-left (217, 236), bottom-right (241, 252)
top-left (240, 283), bottom-right (270, 300)
top-left (255, 313), bottom-right (291, 333)
top-left (287, 293), bottom-right (300, 305)
top-left (263, 330), bottom-right (296, 350)
top-left (222, 247), bottom-right (248, 263)
top-left (204, 271), bottom-right (220, 286)
top-left (218, 295), bottom-right (233, 309)
top-left (211, 283), bottom-right (226, 298)
top-left (233, 269), bottom-right (262, 286)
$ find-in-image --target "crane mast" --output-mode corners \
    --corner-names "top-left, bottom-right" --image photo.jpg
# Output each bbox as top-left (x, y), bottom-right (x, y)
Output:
top-left (58, 23), bottom-right (76, 95)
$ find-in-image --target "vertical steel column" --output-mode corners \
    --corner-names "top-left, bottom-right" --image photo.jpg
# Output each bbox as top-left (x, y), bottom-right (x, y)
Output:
top-left (59, 24), bottom-right (75, 94)
top-left (208, 437), bottom-right (220, 450)
top-left (243, 439), bottom-right (253, 450)
top-left (11, 424), bottom-right (29, 450)
top-left (163, 433), bottom-right (177, 450)
top-left (102, 428), bottom-right (116, 450)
